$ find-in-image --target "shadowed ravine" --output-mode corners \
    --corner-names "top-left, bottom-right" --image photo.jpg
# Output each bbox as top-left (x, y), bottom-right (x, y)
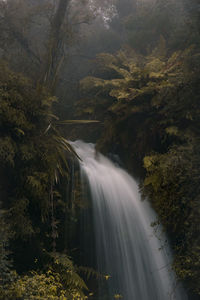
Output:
top-left (71, 140), bottom-right (187, 300)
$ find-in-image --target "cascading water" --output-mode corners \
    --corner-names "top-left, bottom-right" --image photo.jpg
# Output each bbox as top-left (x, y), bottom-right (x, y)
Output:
top-left (71, 140), bottom-right (187, 300)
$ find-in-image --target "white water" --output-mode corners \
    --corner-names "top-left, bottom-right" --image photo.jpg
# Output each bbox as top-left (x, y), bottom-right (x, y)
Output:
top-left (71, 140), bottom-right (187, 300)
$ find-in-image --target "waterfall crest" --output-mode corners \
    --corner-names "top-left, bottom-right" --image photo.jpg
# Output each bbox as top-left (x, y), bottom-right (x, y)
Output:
top-left (71, 140), bottom-right (187, 300)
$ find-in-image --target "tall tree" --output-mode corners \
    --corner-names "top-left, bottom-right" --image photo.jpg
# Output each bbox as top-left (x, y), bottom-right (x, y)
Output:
top-left (43, 0), bottom-right (71, 89)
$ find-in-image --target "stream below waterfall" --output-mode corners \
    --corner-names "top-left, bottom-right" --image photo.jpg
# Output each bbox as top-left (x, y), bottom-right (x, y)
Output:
top-left (71, 140), bottom-right (187, 300)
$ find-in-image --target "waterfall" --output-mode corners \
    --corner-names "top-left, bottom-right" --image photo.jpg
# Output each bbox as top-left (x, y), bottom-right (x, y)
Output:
top-left (71, 140), bottom-right (187, 300)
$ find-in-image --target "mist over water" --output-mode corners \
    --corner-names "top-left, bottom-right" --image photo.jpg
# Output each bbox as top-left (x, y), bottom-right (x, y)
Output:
top-left (71, 140), bottom-right (187, 300)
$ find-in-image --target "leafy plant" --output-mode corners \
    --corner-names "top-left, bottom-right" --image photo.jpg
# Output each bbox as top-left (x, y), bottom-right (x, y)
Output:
top-left (76, 42), bottom-right (200, 294)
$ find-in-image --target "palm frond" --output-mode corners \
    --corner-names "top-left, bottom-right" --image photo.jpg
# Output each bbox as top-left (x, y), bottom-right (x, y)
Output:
top-left (56, 120), bottom-right (100, 125)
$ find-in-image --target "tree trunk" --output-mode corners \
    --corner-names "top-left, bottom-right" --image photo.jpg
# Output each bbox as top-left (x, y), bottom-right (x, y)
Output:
top-left (43, 0), bottom-right (71, 90)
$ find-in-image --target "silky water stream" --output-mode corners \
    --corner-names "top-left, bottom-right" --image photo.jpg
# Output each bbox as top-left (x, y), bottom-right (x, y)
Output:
top-left (71, 140), bottom-right (187, 300)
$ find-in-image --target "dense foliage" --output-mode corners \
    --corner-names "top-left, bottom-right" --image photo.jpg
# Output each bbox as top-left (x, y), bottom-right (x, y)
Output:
top-left (0, 0), bottom-right (200, 298)
top-left (77, 41), bottom-right (200, 295)
top-left (0, 63), bottom-right (89, 299)
top-left (143, 143), bottom-right (200, 295)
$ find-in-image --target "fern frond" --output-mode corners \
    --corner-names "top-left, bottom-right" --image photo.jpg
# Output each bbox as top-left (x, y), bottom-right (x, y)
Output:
top-left (78, 266), bottom-right (103, 280)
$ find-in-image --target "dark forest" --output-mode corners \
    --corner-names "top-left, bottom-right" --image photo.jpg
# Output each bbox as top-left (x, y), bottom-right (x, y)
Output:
top-left (0, 0), bottom-right (199, 299)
